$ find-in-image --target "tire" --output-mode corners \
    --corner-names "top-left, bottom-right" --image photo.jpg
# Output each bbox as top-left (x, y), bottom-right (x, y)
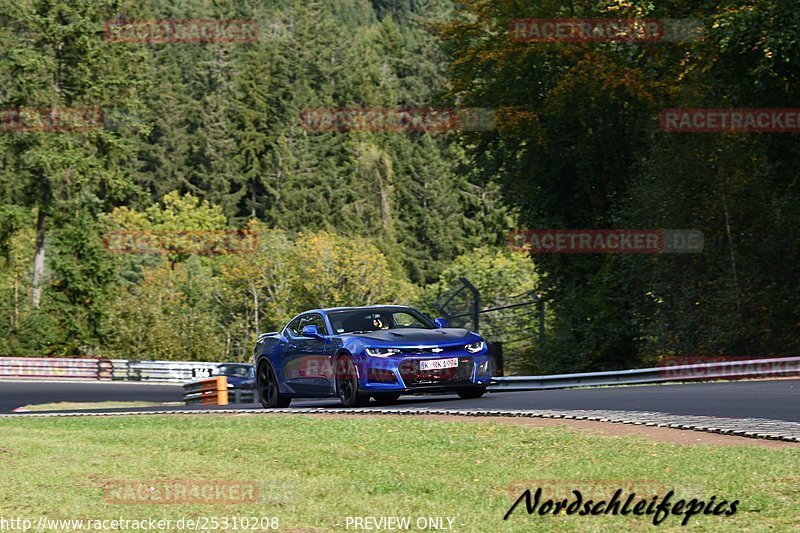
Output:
top-left (457, 387), bottom-right (486, 399)
top-left (257, 360), bottom-right (291, 408)
top-left (372, 392), bottom-right (402, 405)
top-left (336, 356), bottom-right (370, 407)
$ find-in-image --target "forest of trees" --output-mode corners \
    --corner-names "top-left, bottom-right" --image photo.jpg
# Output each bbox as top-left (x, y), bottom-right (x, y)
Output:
top-left (441, 0), bottom-right (800, 371)
top-left (0, 0), bottom-right (798, 373)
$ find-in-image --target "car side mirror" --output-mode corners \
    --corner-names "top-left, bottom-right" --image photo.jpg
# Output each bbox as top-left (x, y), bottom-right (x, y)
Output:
top-left (434, 317), bottom-right (448, 329)
top-left (301, 324), bottom-right (325, 340)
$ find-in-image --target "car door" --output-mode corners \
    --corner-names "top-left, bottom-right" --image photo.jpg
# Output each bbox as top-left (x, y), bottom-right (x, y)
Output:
top-left (275, 315), bottom-right (304, 391)
top-left (307, 313), bottom-right (338, 394)
top-left (281, 313), bottom-right (331, 396)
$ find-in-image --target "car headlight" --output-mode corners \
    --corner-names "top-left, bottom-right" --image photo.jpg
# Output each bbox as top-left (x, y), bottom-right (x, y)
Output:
top-left (465, 341), bottom-right (485, 353)
top-left (365, 347), bottom-right (401, 357)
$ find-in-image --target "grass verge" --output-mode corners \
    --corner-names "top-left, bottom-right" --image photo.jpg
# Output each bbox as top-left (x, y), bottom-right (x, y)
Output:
top-left (16, 402), bottom-right (177, 412)
top-left (0, 415), bottom-right (797, 531)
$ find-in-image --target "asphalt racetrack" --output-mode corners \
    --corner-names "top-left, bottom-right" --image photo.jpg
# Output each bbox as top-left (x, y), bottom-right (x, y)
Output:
top-left (1, 378), bottom-right (798, 422)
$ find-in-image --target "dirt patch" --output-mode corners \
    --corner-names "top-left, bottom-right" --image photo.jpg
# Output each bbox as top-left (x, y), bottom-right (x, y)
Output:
top-left (282, 413), bottom-right (800, 450)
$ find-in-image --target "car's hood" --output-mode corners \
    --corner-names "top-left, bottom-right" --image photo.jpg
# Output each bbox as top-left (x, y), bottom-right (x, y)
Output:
top-left (349, 328), bottom-right (480, 347)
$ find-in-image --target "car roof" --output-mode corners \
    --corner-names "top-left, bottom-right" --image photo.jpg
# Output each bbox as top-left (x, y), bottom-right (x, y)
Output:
top-left (309, 305), bottom-right (416, 314)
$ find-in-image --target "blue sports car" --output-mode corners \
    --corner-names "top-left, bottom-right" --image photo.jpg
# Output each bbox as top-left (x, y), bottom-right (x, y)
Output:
top-left (253, 305), bottom-right (491, 407)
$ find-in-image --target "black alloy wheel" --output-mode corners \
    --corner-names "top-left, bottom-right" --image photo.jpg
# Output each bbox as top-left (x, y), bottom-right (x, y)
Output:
top-left (336, 357), bottom-right (370, 407)
top-left (257, 361), bottom-right (291, 408)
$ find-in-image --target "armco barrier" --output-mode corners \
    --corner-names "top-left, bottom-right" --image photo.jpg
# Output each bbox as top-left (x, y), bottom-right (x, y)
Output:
top-left (1, 355), bottom-right (798, 390)
top-left (0, 357), bottom-right (102, 379)
top-left (0, 357), bottom-right (218, 382)
top-left (107, 359), bottom-right (218, 382)
top-left (489, 356), bottom-right (800, 391)
top-left (230, 388), bottom-right (256, 404)
top-left (182, 376), bottom-right (229, 405)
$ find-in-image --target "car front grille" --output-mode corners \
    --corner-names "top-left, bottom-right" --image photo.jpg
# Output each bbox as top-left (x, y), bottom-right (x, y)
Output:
top-left (398, 357), bottom-right (474, 387)
top-left (399, 345), bottom-right (462, 355)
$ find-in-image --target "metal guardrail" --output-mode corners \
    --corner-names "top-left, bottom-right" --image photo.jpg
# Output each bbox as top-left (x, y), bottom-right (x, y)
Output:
top-left (489, 356), bottom-right (800, 391)
top-left (107, 359), bottom-right (218, 382)
top-left (230, 388), bottom-right (256, 404)
top-left (0, 357), bottom-right (219, 382)
top-left (0, 357), bottom-right (101, 380)
top-left (183, 376), bottom-right (229, 405)
top-left (181, 377), bottom-right (254, 405)
top-left (0, 357), bottom-right (258, 401)
top-left (2, 355), bottom-right (798, 391)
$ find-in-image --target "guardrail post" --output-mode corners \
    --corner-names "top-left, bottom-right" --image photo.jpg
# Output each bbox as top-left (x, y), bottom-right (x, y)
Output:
top-left (488, 342), bottom-right (504, 377)
top-left (96, 358), bottom-right (112, 380)
top-left (216, 376), bottom-right (228, 405)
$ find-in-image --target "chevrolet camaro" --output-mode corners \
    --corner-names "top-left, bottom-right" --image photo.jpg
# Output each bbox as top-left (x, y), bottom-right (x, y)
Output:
top-left (253, 305), bottom-right (491, 407)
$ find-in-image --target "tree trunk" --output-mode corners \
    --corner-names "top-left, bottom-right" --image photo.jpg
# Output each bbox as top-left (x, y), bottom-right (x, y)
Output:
top-left (32, 209), bottom-right (46, 308)
top-left (252, 283), bottom-right (259, 334)
top-left (721, 189), bottom-right (741, 313)
top-left (14, 276), bottom-right (19, 327)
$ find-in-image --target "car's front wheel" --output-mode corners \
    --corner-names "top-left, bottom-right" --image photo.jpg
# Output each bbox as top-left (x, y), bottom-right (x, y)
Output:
top-left (336, 356), bottom-right (370, 407)
top-left (257, 360), bottom-right (291, 408)
top-left (456, 387), bottom-right (486, 399)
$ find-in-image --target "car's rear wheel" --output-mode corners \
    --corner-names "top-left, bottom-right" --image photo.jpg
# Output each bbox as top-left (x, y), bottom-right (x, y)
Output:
top-left (257, 360), bottom-right (291, 408)
top-left (336, 356), bottom-right (369, 407)
top-left (372, 392), bottom-right (402, 405)
top-left (456, 387), bottom-right (486, 399)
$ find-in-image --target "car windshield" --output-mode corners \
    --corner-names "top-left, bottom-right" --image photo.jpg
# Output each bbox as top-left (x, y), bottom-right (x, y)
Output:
top-left (215, 365), bottom-right (250, 377)
top-left (328, 308), bottom-right (435, 334)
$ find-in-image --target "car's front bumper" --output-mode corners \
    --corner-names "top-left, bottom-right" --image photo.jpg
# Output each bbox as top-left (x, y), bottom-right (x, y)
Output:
top-left (358, 352), bottom-right (492, 393)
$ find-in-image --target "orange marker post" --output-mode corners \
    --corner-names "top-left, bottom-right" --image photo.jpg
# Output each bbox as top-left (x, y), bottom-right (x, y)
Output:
top-left (216, 376), bottom-right (229, 405)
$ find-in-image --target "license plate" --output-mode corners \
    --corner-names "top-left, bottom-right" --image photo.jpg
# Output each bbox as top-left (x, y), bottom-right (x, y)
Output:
top-left (419, 357), bottom-right (459, 371)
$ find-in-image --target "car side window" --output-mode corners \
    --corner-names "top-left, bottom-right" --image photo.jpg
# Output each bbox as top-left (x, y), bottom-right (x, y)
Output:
top-left (286, 316), bottom-right (303, 337)
top-left (298, 313), bottom-right (328, 336)
top-left (311, 314), bottom-right (329, 335)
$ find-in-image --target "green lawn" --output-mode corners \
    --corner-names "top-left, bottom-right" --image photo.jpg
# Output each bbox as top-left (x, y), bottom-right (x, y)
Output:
top-left (0, 415), bottom-right (797, 531)
top-left (17, 402), bottom-right (177, 412)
